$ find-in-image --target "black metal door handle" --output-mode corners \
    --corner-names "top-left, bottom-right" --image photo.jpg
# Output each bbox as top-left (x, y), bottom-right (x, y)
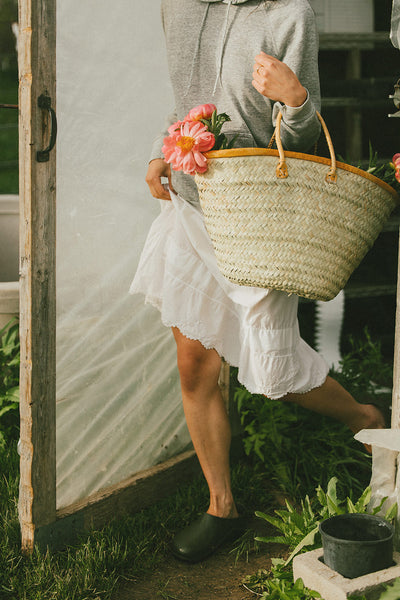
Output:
top-left (37, 94), bottom-right (57, 162)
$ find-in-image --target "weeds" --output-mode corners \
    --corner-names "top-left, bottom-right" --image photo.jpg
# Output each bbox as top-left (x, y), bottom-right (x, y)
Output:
top-left (0, 435), bottom-right (276, 600)
top-left (243, 478), bottom-right (397, 599)
top-left (255, 477), bottom-right (397, 565)
top-left (157, 580), bottom-right (178, 599)
top-left (230, 528), bottom-right (261, 564)
top-left (0, 318), bottom-right (20, 443)
top-left (377, 579), bottom-right (400, 600)
top-left (243, 559), bottom-right (321, 599)
top-left (0, 327), bottom-right (395, 598)
top-left (234, 387), bottom-right (371, 500)
top-left (233, 329), bottom-right (390, 501)
top-left (334, 328), bottom-right (393, 398)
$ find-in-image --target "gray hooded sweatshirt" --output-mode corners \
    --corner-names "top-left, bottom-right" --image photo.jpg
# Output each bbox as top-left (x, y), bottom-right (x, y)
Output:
top-left (151, 0), bottom-right (321, 204)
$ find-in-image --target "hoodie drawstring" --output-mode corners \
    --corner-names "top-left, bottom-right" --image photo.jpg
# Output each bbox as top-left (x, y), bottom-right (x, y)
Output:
top-left (183, 4), bottom-right (210, 97)
top-left (212, 0), bottom-right (232, 95)
top-left (184, 0), bottom-right (234, 98)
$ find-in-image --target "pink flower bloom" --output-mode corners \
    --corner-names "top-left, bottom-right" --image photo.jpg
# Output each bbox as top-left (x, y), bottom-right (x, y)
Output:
top-left (185, 103), bottom-right (217, 122)
top-left (393, 153), bottom-right (400, 169)
top-left (396, 169), bottom-right (400, 183)
top-left (167, 120), bottom-right (185, 134)
top-left (162, 120), bottom-right (215, 175)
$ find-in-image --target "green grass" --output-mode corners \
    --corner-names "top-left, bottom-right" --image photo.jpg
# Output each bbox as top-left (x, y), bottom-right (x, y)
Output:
top-left (0, 441), bottom-right (275, 600)
top-left (0, 324), bottom-right (392, 599)
top-left (0, 319), bottom-right (20, 442)
top-left (0, 68), bottom-right (19, 194)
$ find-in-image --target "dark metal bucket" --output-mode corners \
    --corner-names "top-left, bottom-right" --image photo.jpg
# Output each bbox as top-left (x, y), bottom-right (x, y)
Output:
top-left (319, 513), bottom-right (394, 579)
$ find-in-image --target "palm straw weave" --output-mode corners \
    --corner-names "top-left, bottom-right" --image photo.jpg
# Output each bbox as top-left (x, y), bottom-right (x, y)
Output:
top-left (195, 112), bottom-right (399, 301)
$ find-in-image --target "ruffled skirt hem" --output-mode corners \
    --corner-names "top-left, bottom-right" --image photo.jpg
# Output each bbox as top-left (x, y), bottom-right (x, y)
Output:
top-left (130, 193), bottom-right (329, 399)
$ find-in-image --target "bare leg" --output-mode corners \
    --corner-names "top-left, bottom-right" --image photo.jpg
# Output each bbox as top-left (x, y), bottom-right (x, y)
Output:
top-left (283, 375), bottom-right (385, 434)
top-left (172, 327), bottom-right (238, 519)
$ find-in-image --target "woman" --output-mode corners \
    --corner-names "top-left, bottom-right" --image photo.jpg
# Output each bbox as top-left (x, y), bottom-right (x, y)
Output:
top-left (130, 0), bottom-right (385, 563)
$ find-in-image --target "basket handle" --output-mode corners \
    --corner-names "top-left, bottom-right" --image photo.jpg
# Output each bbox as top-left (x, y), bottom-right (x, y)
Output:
top-left (274, 111), bottom-right (337, 183)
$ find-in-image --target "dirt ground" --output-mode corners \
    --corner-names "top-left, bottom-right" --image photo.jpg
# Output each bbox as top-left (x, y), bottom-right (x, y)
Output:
top-left (114, 521), bottom-right (288, 600)
top-left (116, 546), bottom-right (287, 600)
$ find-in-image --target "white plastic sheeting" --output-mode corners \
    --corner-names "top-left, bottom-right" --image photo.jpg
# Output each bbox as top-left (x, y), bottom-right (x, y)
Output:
top-left (55, 1), bottom-right (190, 509)
top-left (391, 0), bottom-right (400, 49)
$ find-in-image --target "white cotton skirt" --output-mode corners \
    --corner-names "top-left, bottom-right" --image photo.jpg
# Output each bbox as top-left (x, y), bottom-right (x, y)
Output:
top-left (129, 191), bottom-right (329, 399)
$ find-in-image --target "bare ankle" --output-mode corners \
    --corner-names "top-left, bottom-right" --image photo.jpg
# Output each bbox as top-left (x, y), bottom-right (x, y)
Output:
top-left (351, 403), bottom-right (385, 434)
top-left (207, 495), bottom-right (239, 519)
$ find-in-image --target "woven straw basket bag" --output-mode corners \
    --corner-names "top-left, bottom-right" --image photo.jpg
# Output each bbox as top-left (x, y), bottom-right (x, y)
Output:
top-left (195, 111), bottom-right (399, 301)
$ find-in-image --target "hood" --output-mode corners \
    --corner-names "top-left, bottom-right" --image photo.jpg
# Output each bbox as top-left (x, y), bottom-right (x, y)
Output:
top-left (199, 0), bottom-right (253, 3)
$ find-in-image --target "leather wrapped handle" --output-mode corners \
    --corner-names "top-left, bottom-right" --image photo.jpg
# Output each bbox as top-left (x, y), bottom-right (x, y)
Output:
top-left (274, 111), bottom-right (337, 184)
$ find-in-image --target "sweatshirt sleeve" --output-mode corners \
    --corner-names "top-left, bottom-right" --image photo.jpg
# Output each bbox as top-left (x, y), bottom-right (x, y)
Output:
top-left (149, 109), bottom-right (178, 162)
top-left (270, 3), bottom-right (321, 152)
top-left (149, 2), bottom-right (177, 162)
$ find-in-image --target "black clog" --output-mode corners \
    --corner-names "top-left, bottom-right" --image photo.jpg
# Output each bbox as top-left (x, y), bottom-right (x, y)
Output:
top-left (171, 512), bottom-right (247, 563)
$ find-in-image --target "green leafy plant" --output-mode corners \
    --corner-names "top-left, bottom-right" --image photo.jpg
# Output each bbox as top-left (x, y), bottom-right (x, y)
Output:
top-left (233, 329), bottom-right (391, 500)
top-left (255, 477), bottom-right (397, 565)
top-left (377, 578), bottom-right (400, 600)
top-left (200, 109), bottom-right (237, 150)
top-left (0, 318), bottom-right (20, 442)
top-left (365, 142), bottom-right (400, 191)
top-left (349, 580), bottom-right (400, 600)
top-left (234, 384), bottom-right (371, 499)
top-left (243, 478), bottom-right (397, 599)
top-left (333, 328), bottom-right (393, 398)
top-left (339, 143), bottom-right (400, 192)
top-left (243, 559), bottom-right (321, 599)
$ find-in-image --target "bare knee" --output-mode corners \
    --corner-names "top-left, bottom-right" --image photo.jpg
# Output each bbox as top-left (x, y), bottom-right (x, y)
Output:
top-left (173, 329), bottom-right (221, 394)
top-left (178, 346), bottom-right (221, 393)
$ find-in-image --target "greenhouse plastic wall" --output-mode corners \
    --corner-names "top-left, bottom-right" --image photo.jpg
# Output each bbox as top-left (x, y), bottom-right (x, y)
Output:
top-left (55, 1), bottom-right (190, 509)
top-left (391, 0), bottom-right (400, 48)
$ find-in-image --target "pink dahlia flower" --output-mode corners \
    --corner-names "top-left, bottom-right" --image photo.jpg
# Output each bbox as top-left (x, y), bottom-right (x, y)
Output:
top-left (162, 120), bottom-right (215, 175)
top-left (167, 120), bottom-right (185, 134)
top-left (392, 154), bottom-right (400, 182)
top-left (393, 153), bottom-right (400, 168)
top-left (185, 103), bottom-right (217, 122)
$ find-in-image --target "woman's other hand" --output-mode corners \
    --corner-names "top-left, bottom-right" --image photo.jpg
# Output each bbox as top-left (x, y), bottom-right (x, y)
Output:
top-left (252, 52), bottom-right (307, 108)
top-left (145, 158), bottom-right (176, 201)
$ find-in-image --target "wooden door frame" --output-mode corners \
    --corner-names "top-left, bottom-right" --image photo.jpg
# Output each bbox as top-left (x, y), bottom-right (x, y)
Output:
top-left (16, 0), bottom-right (234, 553)
top-left (18, 0), bottom-right (57, 553)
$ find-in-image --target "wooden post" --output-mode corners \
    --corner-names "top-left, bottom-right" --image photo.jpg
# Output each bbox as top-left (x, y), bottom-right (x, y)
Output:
top-left (391, 229), bottom-right (400, 429)
top-left (345, 47), bottom-right (362, 162)
top-left (18, 0), bottom-right (57, 553)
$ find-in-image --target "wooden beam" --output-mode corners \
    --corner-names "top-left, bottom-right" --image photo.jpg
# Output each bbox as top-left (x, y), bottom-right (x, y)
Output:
top-left (321, 98), bottom-right (391, 109)
top-left (18, 0), bottom-right (57, 553)
top-left (35, 440), bottom-right (244, 551)
top-left (319, 32), bottom-right (390, 50)
top-left (34, 449), bottom-right (200, 549)
top-left (392, 229), bottom-right (400, 428)
top-left (344, 48), bottom-right (362, 163)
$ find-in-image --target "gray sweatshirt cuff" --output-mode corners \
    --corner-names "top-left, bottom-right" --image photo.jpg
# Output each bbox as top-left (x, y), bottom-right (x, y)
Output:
top-left (273, 90), bottom-right (314, 125)
top-left (272, 90), bottom-right (320, 151)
